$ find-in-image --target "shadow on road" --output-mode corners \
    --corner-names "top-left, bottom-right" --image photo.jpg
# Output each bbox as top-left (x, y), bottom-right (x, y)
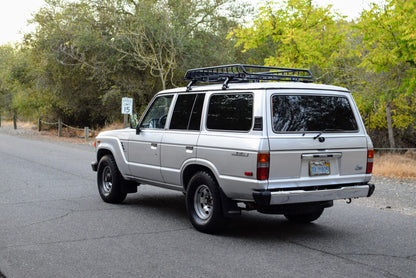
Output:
top-left (116, 190), bottom-right (341, 241)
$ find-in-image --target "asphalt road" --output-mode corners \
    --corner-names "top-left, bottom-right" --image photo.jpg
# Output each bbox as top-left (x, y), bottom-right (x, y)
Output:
top-left (0, 132), bottom-right (415, 278)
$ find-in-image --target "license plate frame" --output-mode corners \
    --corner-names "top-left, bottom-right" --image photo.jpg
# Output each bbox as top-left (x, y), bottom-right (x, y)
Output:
top-left (309, 161), bottom-right (330, 176)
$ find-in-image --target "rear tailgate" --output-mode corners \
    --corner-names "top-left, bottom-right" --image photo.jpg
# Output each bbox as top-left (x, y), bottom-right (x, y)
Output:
top-left (267, 134), bottom-right (369, 190)
top-left (266, 89), bottom-right (371, 191)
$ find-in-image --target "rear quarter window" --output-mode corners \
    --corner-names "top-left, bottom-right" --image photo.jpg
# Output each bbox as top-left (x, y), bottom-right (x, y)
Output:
top-left (207, 93), bottom-right (253, 131)
top-left (272, 94), bottom-right (358, 133)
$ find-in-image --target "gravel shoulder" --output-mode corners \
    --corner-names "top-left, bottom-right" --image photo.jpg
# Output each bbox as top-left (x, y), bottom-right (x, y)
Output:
top-left (1, 124), bottom-right (415, 216)
top-left (353, 175), bottom-right (416, 216)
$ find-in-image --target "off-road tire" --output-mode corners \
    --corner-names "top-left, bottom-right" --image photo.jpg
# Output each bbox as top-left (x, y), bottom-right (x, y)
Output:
top-left (284, 208), bottom-right (324, 223)
top-left (97, 155), bottom-right (127, 203)
top-left (186, 171), bottom-right (226, 233)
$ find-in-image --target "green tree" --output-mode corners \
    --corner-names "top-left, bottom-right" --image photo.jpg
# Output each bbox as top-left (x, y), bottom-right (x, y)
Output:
top-left (0, 45), bottom-right (15, 116)
top-left (229, 0), bottom-right (346, 77)
top-left (356, 0), bottom-right (416, 148)
top-left (20, 0), bottom-right (246, 127)
top-left (26, 0), bottom-right (150, 127)
top-left (109, 0), bottom-right (246, 90)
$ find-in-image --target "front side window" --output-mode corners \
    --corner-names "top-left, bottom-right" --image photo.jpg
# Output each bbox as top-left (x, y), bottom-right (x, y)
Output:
top-left (140, 95), bottom-right (173, 129)
top-left (272, 95), bottom-right (358, 132)
top-left (207, 94), bottom-right (253, 131)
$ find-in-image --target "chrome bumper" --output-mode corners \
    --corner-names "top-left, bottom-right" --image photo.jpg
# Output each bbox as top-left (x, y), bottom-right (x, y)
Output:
top-left (253, 184), bottom-right (375, 206)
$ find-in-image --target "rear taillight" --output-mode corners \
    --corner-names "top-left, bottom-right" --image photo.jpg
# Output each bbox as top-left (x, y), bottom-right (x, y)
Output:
top-left (257, 153), bottom-right (270, 180)
top-left (366, 149), bottom-right (374, 174)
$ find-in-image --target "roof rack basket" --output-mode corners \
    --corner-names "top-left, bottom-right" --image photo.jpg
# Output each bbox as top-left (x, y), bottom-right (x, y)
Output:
top-left (185, 64), bottom-right (313, 90)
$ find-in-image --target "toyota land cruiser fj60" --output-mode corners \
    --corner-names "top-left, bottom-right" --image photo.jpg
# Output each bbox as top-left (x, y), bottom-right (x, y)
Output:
top-left (91, 65), bottom-right (375, 233)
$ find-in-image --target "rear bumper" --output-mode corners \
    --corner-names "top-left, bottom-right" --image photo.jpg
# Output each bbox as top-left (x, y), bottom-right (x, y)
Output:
top-left (253, 184), bottom-right (375, 206)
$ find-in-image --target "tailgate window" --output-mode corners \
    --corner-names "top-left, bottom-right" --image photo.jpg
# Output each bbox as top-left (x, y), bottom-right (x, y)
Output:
top-left (272, 95), bottom-right (358, 132)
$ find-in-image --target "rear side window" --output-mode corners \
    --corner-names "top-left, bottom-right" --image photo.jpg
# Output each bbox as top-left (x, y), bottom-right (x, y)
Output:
top-left (272, 95), bottom-right (358, 132)
top-left (170, 94), bottom-right (205, 130)
top-left (207, 94), bottom-right (253, 131)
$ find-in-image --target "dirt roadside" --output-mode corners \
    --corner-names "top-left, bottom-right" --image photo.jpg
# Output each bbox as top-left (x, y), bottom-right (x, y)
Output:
top-left (1, 123), bottom-right (415, 216)
top-left (0, 122), bottom-right (95, 146)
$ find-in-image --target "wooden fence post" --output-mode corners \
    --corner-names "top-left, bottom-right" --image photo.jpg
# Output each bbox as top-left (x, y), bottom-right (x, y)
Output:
top-left (58, 118), bottom-right (62, 137)
top-left (13, 114), bottom-right (17, 130)
top-left (0, 114), bottom-right (1, 127)
top-left (84, 127), bottom-right (89, 141)
top-left (124, 114), bottom-right (128, 128)
top-left (38, 118), bottom-right (42, 132)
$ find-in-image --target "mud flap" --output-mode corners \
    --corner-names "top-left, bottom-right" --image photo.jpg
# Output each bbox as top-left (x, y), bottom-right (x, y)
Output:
top-left (219, 188), bottom-right (241, 217)
top-left (121, 180), bottom-right (138, 194)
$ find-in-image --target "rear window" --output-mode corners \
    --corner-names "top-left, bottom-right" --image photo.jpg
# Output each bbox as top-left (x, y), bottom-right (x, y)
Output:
top-left (272, 95), bottom-right (358, 132)
top-left (170, 94), bottom-right (205, 130)
top-left (207, 94), bottom-right (253, 131)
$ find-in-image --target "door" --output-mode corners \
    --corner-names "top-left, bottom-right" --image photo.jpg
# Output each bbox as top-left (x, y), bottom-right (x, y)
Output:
top-left (160, 93), bottom-right (205, 186)
top-left (128, 95), bottom-right (173, 182)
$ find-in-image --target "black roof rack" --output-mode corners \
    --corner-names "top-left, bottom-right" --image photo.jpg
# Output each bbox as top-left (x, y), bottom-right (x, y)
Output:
top-left (184, 64), bottom-right (313, 90)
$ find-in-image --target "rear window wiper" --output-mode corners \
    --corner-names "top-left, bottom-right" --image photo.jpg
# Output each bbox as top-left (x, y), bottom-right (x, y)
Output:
top-left (313, 129), bottom-right (345, 140)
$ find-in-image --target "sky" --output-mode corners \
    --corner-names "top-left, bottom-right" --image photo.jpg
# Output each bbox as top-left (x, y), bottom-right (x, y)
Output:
top-left (0, 0), bottom-right (384, 46)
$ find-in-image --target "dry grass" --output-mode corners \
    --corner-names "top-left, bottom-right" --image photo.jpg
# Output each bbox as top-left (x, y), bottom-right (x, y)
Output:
top-left (99, 122), bottom-right (124, 132)
top-left (373, 151), bottom-right (416, 180)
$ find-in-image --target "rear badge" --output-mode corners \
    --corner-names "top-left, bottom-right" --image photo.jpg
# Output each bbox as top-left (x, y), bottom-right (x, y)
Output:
top-left (232, 152), bottom-right (249, 157)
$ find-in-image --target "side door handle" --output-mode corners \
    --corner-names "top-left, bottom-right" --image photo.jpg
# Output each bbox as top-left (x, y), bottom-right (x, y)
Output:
top-left (185, 146), bottom-right (194, 153)
top-left (151, 143), bottom-right (158, 150)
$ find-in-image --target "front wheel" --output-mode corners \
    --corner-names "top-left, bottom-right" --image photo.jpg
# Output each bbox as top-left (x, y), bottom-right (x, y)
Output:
top-left (284, 208), bottom-right (324, 223)
top-left (186, 172), bottom-right (226, 233)
top-left (97, 155), bottom-right (127, 203)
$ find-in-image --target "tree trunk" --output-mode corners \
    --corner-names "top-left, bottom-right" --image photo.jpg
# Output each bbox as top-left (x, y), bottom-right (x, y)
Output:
top-left (386, 101), bottom-right (395, 148)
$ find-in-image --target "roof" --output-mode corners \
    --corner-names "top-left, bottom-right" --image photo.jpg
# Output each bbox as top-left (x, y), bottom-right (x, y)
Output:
top-left (161, 81), bottom-right (349, 94)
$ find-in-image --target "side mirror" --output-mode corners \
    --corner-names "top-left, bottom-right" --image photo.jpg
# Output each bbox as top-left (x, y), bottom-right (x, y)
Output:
top-left (136, 124), bottom-right (141, 135)
top-left (130, 114), bottom-right (139, 129)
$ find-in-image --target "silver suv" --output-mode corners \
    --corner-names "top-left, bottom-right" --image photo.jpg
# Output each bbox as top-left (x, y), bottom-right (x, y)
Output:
top-left (91, 65), bottom-right (375, 233)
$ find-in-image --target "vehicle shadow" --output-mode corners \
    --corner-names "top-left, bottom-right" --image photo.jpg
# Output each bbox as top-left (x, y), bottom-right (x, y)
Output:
top-left (120, 189), bottom-right (345, 241)
top-left (222, 212), bottom-right (338, 241)
top-left (122, 190), bottom-right (188, 220)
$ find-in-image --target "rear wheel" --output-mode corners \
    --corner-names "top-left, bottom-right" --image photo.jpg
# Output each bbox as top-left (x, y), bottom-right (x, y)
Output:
top-left (186, 171), bottom-right (226, 233)
top-left (284, 208), bottom-right (324, 223)
top-left (97, 155), bottom-right (127, 203)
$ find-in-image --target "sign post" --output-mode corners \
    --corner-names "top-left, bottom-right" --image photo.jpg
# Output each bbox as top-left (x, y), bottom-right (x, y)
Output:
top-left (121, 97), bottom-right (133, 128)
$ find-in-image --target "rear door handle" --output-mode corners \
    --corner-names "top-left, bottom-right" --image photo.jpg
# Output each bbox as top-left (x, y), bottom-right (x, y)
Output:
top-left (185, 146), bottom-right (194, 153)
top-left (301, 153), bottom-right (342, 160)
top-left (151, 143), bottom-right (158, 149)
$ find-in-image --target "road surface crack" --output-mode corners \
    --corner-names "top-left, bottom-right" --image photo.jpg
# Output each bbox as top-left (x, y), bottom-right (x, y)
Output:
top-left (287, 240), bottom-right (403, 278)
top-left (0, 227), bottom-right (192, 251)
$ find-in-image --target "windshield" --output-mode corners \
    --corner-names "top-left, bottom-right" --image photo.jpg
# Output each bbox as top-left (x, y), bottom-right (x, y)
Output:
top-left (272, 94), bottom-right (358, 133)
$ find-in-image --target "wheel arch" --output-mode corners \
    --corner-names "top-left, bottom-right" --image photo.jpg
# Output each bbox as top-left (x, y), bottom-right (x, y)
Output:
top-left (182, 163), bottom-right (218, 192)
top-left (96, 139), bottom-right (130, 179)
top-left (97, 148), bottom-right (114, 164)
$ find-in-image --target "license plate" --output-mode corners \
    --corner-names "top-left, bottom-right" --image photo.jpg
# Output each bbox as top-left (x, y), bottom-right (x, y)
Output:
top-left (309, 161), bottom-right (330, 176)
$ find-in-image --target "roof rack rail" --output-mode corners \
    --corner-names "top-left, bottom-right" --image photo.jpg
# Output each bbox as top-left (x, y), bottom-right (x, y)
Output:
top-left (184, 64), bottom-right (313, 90)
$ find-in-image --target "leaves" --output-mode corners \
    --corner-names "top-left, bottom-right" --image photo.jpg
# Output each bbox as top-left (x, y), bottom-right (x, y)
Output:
top-left (230, 0), bottom-right (345, 71)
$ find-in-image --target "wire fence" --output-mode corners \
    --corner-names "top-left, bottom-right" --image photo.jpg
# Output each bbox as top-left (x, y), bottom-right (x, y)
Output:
top-left (0, 114), bottom-right (96, 141)
top-left (374, 148), bottom-right (416, 155)
top-left (38, 118), bottom-right (96, 141)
